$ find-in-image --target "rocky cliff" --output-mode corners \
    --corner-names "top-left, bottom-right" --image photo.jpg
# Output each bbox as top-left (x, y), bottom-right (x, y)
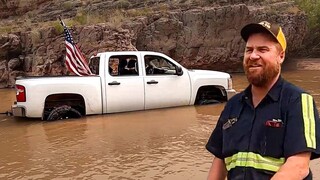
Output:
top-left (0, 0), bottom-right (308, 88)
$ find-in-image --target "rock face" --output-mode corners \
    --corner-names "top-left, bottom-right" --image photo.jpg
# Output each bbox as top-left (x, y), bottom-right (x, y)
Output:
top-left (134, 4), bottom-right (307, 72)
top-left (0, 1), bottom-right (309, 88)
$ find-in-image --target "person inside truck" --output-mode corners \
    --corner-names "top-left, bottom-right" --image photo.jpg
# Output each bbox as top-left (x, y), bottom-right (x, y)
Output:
top-left (126, 59), bottom-right (138, 75)
top-left (145, 57), bottom-right (155, 75)
top-left (118, 58), bottom-right (129, 75)
top-left (109, 66), bottom-right (113, 74)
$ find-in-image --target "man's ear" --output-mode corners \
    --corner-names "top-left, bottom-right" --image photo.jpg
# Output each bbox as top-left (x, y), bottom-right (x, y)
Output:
top-left (279, 51), bottom-right (285, 64)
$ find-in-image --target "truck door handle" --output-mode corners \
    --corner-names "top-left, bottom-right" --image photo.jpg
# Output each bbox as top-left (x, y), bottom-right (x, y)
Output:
top-left (108, 81), bottom-right (121, 85)
top-left (147, 80), bottom-right (158, 84)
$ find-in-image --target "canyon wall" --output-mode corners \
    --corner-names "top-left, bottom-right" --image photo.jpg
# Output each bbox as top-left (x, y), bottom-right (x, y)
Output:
top-left (0, 1), bottom-right (308, 87)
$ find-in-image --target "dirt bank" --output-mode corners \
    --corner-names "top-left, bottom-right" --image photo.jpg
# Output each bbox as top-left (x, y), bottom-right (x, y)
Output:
top-left (283, 58), bottom-right (320, 71)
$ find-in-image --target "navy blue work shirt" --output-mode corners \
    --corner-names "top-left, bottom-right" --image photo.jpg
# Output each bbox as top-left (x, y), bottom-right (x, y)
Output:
top-left (206, 77), bottom-right (320, 180)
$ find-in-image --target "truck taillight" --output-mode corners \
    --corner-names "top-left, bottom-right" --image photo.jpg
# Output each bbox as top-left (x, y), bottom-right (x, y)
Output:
top-left (16, 85), bottom-right (26, 102)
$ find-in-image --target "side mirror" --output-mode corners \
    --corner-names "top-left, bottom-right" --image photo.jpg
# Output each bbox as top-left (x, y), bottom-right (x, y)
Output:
top-left (176, 66), bottom-right (183, 76)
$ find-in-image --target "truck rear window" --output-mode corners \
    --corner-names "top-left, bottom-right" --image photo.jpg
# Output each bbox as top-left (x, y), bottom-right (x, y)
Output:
top-left (89, 57), bottom-right (100, 74)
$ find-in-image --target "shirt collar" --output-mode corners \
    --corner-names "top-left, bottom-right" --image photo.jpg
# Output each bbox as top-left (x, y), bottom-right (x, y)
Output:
top-left (267, 76), bottom-right (284, 102)
top-left (241, 76), bottom-right (284, 102)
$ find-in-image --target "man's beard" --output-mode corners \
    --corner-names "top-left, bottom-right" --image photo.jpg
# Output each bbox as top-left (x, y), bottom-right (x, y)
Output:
top-left (244, 61), bottom-right (280, 87)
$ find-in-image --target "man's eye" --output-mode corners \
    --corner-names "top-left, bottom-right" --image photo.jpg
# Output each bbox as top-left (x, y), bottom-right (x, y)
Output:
top-left (245, 49), bottom-right (253, 53)
top-left (260, 48), bottom-right (269, 52)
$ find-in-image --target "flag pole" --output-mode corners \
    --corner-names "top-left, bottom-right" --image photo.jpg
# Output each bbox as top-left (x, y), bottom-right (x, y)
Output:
top-left (58, 16), bottom-right (64, 26)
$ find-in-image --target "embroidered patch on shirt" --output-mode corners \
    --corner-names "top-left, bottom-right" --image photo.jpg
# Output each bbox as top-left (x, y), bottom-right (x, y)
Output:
top-left (223, 117), bottom-right (238, 130)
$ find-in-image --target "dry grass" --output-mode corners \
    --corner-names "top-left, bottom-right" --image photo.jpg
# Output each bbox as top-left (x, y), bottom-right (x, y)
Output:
top-left (30, 30), bottom-right (42, 45)
top-left (286, 6), bottom-right (301, 15)
top-left (106, 10), bottom-right (127, 28)
top-left (18, 0), bottom-right (33, 8)
top-left (127, 7), bottom-right (153, 17)
top-left (0, 26), bottom-right (13, 34)
top-left (0, 0), bottom-right (204, 35)
top-left (114, 0), bottom-right (132, 9)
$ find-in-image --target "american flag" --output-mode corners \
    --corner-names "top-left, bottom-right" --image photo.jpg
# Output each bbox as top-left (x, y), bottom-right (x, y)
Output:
top-left (60, 19), bottom-right (93, 76)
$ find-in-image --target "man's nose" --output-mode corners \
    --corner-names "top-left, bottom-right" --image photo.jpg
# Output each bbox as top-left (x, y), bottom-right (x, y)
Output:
top-left (249, 51), bottom-right (260, 60)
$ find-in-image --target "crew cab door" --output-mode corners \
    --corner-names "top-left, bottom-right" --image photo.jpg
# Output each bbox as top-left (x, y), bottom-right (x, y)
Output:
top-left (105, 55), bottom-right (144, 113)
top-left (143, 54), bottom-right (191, 109)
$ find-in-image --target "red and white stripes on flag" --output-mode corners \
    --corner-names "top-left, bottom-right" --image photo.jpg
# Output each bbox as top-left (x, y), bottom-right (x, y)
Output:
top-left (60, 19), bottom-right (93, 76)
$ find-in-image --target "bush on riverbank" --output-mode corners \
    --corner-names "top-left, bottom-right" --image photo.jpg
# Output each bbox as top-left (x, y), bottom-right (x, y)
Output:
top-left (294, 0), bottom-right (320, 29)
top-left (294, 0), bottom-right (320, 57)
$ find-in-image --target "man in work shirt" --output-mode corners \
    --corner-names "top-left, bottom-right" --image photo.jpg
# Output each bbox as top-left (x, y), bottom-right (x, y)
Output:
top-left (206, 21), bottom-right (320, 179)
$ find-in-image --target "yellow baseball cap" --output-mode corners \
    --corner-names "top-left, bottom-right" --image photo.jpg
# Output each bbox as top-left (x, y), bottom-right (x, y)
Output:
top-left (241, 21), bottom-right (287, 51)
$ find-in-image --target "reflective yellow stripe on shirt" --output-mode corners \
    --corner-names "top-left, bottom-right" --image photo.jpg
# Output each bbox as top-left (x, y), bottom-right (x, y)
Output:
top-left (225, 152), bottom-right (285, 172)
top-left (302, 93), bottom-right (316, 149)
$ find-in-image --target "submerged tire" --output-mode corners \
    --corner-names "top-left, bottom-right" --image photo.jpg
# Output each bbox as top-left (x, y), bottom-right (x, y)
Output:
top-left (198, 99), bottom-right (221, 105)
top-left (47, 105), bottom-right (82, 121)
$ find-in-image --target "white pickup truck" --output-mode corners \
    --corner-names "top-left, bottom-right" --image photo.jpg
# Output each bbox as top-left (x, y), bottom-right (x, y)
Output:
top-left (11, 51), bottom-right (236, 120)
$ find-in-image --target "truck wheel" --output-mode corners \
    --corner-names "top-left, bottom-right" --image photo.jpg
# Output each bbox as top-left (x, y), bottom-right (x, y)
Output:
top-left (198, 99), bottom-right (220, 105)
top-left (47, 105), bottom-right (82, 121)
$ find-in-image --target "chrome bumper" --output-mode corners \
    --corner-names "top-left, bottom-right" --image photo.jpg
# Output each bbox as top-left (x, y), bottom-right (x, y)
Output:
top-left (11, 104), bottom-right (26, 117)
top-left (226, 89), bottom-right (237, 100)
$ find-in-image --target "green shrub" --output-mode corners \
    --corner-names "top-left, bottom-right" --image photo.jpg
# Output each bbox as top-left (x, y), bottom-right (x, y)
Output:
top-left (74, 13), bottom-right (88, 25)
top-left (294, 0), bottom-right (320, 29)
top-left (0, 26), bottom-right (12, 34)
top-left (52, 21), bottom-right (64, 34)
top-left (62, 1), bottom-right (74, 11)
top-left (52, 19), bottom-right (78, 34)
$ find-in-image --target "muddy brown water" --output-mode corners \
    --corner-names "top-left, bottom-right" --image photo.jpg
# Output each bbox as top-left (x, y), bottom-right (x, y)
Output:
top-left (0, 70), bottom-right (319, 179)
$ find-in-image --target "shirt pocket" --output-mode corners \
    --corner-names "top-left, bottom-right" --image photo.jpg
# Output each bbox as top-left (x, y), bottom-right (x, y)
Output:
top-left (222, 117), bottom-right (247, 155)
top-left (262, 125), bottom-right (285, 157)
